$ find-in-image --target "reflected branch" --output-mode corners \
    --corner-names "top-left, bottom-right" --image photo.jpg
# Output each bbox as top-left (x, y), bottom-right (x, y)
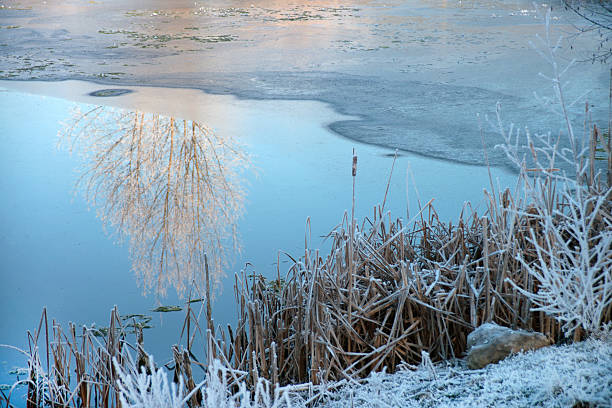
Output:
top-left (61, 106), bottom-right (250, 296)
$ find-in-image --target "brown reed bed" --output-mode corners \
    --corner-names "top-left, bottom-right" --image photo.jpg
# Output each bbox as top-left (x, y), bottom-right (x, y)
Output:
top-left (2, 307), bottom-right (129, 408)
top-left (223, 194), bottom-right (564, 387)
top-left (218, 126), bottom-right (611, 388)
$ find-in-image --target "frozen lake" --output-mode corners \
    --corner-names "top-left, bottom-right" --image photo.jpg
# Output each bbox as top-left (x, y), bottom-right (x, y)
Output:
top-left (0, 0), bottom-right (609, 402)
top-left (0, 0), bottom-right (609, 167)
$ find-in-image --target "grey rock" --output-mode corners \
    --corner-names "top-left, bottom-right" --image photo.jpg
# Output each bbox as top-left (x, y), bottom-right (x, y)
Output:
top-left (466, 323), bottom-right (551, 369)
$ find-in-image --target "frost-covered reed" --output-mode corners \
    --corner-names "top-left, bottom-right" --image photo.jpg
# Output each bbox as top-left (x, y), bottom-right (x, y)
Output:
top-left (115, 358), bottom-right (299, 408)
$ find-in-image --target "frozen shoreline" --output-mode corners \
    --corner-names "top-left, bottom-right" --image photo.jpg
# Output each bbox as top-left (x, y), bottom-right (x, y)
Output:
top-left (109, 337), bottom-right (612, 408)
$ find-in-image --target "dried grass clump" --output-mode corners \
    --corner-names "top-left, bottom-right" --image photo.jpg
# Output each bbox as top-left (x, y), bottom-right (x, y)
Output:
top-left (223, 191), bottom-right (564, 387)
top-left (0, 305), bottom-right (300, 408)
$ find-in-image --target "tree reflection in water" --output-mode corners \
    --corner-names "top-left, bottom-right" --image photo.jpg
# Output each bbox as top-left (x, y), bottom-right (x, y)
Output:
top-left (61, 106), bottom-right (249, 296)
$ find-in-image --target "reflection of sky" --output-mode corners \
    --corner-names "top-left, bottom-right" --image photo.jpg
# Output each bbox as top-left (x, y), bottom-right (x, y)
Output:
top-left (0, 82), bottom-right (516, 390)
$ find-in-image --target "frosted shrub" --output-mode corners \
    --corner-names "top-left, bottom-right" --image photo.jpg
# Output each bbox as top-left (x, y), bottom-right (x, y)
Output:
top-left (205, 360), bottom-right (295, 408)
top-left (507, 185), bottom-right (612, 334)
top-left (496, 9), bottom-right (612, 335)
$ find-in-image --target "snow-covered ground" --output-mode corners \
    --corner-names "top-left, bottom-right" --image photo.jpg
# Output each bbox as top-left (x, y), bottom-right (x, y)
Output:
top-left (315, 338), bottom-right (612, 408)
top-left (117, 337), bottom-right (612, 408)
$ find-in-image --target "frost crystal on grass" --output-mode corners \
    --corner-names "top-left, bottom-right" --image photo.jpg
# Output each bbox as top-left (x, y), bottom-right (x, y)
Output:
top-left (115, 358), bottom-right (296, 408)
top-left (115, 357), bottom-right (194, 408)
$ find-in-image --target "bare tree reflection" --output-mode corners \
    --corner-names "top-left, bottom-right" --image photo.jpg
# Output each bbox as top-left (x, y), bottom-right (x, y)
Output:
top-left (61, 106), bottom-right (249, 296)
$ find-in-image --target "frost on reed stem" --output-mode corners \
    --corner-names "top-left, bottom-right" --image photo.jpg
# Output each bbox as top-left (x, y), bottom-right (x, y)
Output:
top-left (60, 107), bottom-right (250, 296)
top-left (496, 9), bottom-right (612, 336)
top-left (114, 356), bottom-right (194, 408)
top-left (114, 357), bottom-right (295, 408)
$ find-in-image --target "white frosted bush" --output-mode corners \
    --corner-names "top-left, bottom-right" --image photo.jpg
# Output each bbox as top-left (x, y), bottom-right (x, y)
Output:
top-left (510, 190), bottom-right (612, 334)
top-left (494, 8), bottom-right (612, 336)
